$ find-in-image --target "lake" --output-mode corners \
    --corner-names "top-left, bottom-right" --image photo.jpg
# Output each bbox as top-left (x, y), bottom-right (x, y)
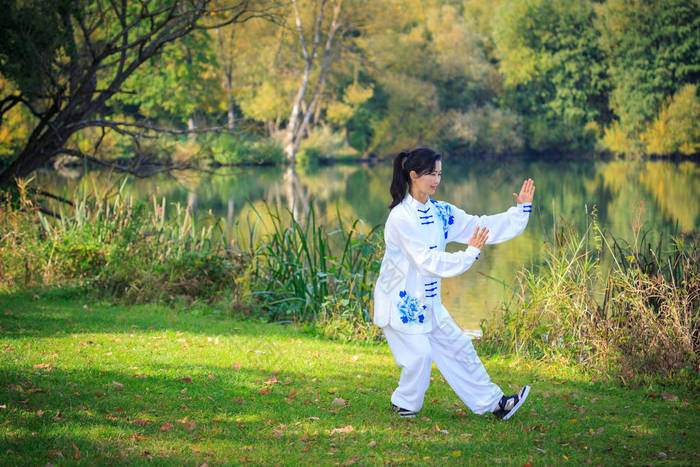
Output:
top-left (35, 157), bottom-right (700, 332)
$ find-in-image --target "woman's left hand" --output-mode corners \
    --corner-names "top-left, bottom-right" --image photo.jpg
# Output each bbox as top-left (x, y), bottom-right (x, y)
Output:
top-left (513, 178), bottom-right (535, 204)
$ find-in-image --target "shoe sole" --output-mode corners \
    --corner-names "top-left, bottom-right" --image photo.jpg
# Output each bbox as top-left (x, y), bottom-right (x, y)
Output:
top-left (502, 385), bottom-right (530, 420)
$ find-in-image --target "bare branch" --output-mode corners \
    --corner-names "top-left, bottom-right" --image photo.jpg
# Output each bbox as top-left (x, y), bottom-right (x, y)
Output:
top-left (53, 148), bottom-right (189, 178)
top-left (69, 119), bottom-right (228, 137)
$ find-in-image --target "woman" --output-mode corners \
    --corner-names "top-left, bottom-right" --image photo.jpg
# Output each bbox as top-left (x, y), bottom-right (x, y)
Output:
top-left (373, 147), bottom-right (535, 420)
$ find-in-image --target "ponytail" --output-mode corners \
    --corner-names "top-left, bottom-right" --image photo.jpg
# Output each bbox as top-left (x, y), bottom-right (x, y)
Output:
top-left (388, 147), bottom-right (442, 209)
top-left (389, 151), bottom-right (410, 209)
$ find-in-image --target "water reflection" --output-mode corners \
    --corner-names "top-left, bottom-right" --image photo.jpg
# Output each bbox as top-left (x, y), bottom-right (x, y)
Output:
top-left (33, 158), bottom-right (699, 330)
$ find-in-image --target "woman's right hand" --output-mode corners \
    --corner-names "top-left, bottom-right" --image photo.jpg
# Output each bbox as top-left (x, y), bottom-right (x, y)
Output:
top-left (468, 226), bottom-right (489, 249)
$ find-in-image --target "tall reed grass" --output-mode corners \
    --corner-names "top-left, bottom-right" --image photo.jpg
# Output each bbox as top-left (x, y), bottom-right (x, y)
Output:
top-left (240, 203), bottom-right (384, 341)
top-left (480, 208), bottom-right (699, 384)
top-left (0, 178), bottom-right (242, 301)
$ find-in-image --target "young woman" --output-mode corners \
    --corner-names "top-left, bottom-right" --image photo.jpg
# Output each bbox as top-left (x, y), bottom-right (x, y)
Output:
top-left (373, 147), bottom-right (535, 420)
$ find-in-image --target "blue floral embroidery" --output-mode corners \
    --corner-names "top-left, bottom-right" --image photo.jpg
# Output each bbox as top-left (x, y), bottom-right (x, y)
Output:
top-left (430, 200), bottom-right (454, 239)
top-left (397, 290), bottom-right (426, 324)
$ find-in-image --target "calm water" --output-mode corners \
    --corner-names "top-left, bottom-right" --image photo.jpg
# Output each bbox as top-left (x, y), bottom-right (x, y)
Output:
top-left (36, 157), bottom-right (700, 331)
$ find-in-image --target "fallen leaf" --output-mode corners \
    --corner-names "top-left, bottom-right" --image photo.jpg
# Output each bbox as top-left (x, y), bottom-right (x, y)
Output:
top-left (661, 393), bottom-right (678, 401)
top-left (263, 377), bottom-right (279, 385)
top-left (329, 425), bottom-right (354, 435)
top-left (71, 442), bottom-right (81, 460)
top-left (273, 429), bottom-right (283, 439)
top-left (254, 387), bottom-right (271, 395)
top-left (331, 397), bottom-right (347, 407)
top-left (208, 374), bottom-right (216, 380)
top-left (131, 434), bottom-right (147, 441)
top-left (231, 363), bottom-right (242, 370)
top-left (161, 422), bottom-right (174, 431)
top-left (368, 440), bottom-right (376, 447)
top-left (180, 377), bottom-right (193, 384)
top-left (134, 419), bottom-right (151, 427)
top-left (183, 421), bottom-right (196, 431)
top-left (112, 381), bottom-right (124, 390)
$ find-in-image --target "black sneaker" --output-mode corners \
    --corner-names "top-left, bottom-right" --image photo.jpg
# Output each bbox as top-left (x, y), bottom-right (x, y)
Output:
top-left (391, 403), bottom-right (417, 418)
top-left (493, 385), bottom-right (530, 420)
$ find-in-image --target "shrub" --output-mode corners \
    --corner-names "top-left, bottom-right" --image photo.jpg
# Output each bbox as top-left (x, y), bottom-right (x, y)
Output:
top-left (297, 125), bottom-right (348, 162)
top-left (446, 105), bottom-right (524, 155)
top-left (210, 134), bottom-right (284, 165)
top-left (642, 84), bottom-right (700, 156)
top-left (480, 212), bottom-right (699, 384)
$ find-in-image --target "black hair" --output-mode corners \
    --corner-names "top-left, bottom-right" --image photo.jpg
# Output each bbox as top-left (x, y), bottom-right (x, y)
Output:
top-left (389, 147), bottom-right (442, 209)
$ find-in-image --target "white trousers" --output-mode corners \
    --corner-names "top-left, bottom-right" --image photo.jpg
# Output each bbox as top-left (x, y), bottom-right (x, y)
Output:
top-left (384, 314), bottom-right (503, 414)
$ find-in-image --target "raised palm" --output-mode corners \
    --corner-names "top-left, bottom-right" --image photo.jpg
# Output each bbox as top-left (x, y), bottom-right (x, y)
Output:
top-left (513, 178), bottom-right (535, 204)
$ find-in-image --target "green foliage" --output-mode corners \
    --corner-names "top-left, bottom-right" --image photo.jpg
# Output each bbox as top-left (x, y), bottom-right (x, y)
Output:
top-left (117, 31), bottom-right (221, 124)
top-left (444, 104), bottom-right (524, 155)
top-left (296, 126), bottom-right (349, 165)
top-left (493, 0), bottom-right (609, 153)
top-left (210, 134), bottom-right (284, 165)
top-left (598, 0), bottom-right (700, 136)
top-left (0, 0), bottom-right (79, 95)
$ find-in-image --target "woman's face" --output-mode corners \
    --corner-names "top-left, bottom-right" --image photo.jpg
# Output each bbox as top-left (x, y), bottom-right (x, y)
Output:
top-left (410, 160), bottom-right (442, 197)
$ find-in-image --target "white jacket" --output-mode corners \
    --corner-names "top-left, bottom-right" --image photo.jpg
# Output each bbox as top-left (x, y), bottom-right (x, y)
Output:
top-left (372, 194), bottom-right (531, 334)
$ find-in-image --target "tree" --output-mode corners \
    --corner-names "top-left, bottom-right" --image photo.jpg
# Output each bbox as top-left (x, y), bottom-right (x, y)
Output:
top-left (284, 0), bottom-right (344, 162)
top-left (492, 0), bottom-right (610, 153)
top-left (0, 0), bottom-right (265, 188)
top-left (597, 0), bottom-right (700, 140)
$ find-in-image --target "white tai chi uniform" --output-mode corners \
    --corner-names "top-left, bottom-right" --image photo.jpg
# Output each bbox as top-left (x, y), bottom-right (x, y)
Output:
top-left (373, 194), bottom-right (531, 414)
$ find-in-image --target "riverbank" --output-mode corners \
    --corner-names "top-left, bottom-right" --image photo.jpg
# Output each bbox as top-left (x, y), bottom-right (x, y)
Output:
top-left (1, 290), bottom-right (698, 465)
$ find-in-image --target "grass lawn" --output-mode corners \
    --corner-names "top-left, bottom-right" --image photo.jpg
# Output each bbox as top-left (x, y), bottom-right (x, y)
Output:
top-left (0, 289), bottom-right (698, 465)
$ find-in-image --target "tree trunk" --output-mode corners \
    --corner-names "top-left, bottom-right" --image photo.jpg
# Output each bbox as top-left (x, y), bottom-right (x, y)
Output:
top-left (285, 0), bottom-right (343, 161)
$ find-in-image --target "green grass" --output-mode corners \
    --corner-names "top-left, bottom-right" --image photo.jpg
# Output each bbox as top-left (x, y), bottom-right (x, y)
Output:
top-left (1, 290), bottom-right (698, 465)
